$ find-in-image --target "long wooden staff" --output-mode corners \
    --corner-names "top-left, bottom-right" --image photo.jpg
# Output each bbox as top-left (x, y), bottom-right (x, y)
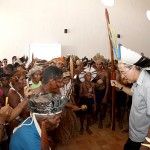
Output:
top-left (105, 8), bottom-right (116, 130)
top-left (70, 56), bottom-right (74, 79)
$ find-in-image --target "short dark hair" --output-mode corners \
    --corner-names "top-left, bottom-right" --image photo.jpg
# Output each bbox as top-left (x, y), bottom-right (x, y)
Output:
top-left (42, 66), bottom-right (63, 84)
top-left (5, 64), bottom-right (14, 71)
top-left (12, 56), bottom-right (17, 60)
top-left (2, 58), bottom-right (7, 62)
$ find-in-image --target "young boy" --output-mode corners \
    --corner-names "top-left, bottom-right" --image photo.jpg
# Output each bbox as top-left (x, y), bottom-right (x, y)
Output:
top-left (79, 67), bottom-right (96, 135)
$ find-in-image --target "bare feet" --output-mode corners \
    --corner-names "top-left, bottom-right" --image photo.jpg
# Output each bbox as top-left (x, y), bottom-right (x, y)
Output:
top-left (86, 128), bottom-right (93, 135)
top-left (106, 122), bottom-right (111, 128)
top-left (80, 128), bottom-right (84, 135)
top-left (98, 120), bottom-right (103, 129)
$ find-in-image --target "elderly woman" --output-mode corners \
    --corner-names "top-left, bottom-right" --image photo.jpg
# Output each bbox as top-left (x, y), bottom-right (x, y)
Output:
top-left (7, 70), bottom-right (29, 133)
top-left (0, 87), bottom-right (30, 150)
top-left (8, 70), bottom-right (27, 108)
top-left (27, 65), bottom-right (43, 89)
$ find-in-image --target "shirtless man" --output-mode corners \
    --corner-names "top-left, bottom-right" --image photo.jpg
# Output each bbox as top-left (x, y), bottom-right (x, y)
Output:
top-left (74, 59), bottom-right (84, 105)
top-left (94, 59), bottom-right (110, 128)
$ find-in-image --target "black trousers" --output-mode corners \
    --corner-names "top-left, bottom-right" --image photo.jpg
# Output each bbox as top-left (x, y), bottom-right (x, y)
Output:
top-left (124, 138), bottom-right (142, 150)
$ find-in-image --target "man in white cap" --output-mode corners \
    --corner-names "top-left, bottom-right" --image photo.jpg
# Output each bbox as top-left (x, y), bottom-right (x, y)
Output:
top-left (111, 45), bottom-right (150, 150)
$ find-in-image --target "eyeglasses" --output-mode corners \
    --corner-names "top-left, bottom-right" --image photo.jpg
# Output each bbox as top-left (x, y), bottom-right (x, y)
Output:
top-left (119, 67), bottom-right (131, 75)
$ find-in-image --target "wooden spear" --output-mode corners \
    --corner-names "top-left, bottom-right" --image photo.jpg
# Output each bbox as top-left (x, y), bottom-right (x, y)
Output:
top-left (105, 8), bottom-right (116, 130)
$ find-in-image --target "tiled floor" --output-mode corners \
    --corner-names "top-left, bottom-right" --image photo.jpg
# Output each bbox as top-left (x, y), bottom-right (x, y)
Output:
top-left (57, 114), bottom-right (128, 150)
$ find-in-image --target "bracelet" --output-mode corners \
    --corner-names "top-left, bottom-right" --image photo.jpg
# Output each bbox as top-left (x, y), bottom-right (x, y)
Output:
top-left (120, 86), bottom-right (123, 91)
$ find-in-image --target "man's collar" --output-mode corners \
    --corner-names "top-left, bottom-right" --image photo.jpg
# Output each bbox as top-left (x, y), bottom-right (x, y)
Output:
top-left (136, 70), bottom-right (146, 86)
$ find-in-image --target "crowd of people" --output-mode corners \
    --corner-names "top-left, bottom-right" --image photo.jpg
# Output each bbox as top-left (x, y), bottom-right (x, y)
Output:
top-left (0, 48), bottom-right (150, 150)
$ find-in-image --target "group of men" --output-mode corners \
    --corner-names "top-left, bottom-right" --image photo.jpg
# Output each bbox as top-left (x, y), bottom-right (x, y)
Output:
top-left (0, 46), bottom-right (150, 150)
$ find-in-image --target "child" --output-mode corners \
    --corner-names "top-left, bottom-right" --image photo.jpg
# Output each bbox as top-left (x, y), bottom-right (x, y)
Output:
top-left (27, 65), bottom-right (43, 89)
top-left (79, 67), bottom-right (97, 135)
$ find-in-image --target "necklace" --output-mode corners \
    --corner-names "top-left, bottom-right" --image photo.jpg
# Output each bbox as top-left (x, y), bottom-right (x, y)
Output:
top-left (10, 85), bottom-right (24, 100)
top-left (85, 81), bottom-right (92, 93)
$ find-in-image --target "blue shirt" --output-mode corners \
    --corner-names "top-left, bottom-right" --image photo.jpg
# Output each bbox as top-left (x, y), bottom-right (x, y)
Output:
top-left (9, 118), bottom-right (41, 150)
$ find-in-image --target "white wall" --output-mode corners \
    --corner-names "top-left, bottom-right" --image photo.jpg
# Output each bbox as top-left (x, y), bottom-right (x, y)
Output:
top-left (0, 0), bottom-right (150, 63)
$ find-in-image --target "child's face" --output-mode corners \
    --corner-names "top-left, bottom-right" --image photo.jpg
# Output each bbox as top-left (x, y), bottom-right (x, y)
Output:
top-left (85, 73), bottom-right (92, 81)
top-left (63, 77), bottom-right (70, 85)
top-left (32, 70), bottom-right (42, 82)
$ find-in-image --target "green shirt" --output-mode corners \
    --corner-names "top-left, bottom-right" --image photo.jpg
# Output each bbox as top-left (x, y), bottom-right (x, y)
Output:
top-left (30, 81), bottom-right (42, 89)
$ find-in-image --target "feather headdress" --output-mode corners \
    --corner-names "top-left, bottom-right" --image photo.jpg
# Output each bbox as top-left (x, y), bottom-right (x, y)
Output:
top-left (15, 55), bottom-right (28, 65)
top-left (79, 67), bottom-right (97, 82)
top-left (93, 53), bottom-right (106, 63)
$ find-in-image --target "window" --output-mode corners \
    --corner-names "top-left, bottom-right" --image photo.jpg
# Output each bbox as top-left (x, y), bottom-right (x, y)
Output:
top-left (29, 43), bottom-right (61, 62)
